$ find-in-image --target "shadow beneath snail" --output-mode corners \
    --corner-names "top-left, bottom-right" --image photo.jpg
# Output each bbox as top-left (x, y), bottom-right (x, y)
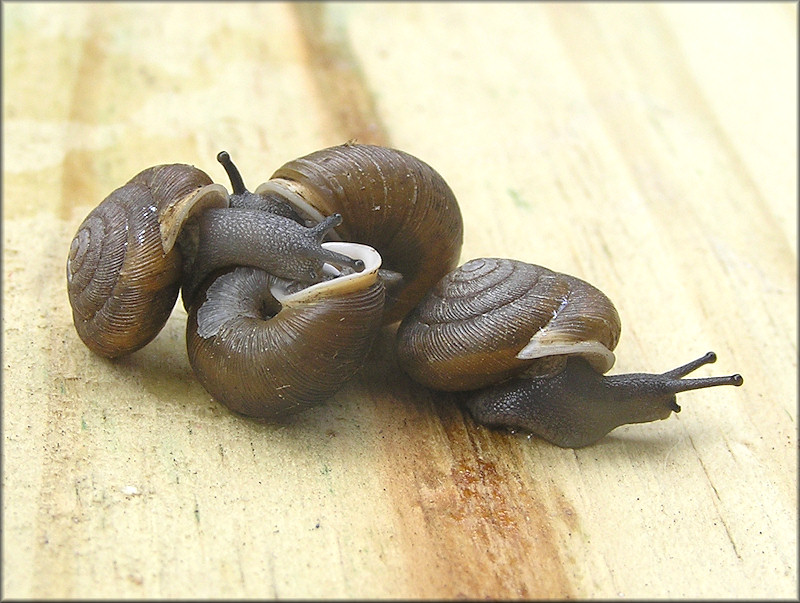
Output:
top-left (465, 415), bottom-right (693, 455)
top-left (355, 327), bottom-right (708, 455)
top-left (419, 387), bottom-right (708, 455)
top-left (97, 312), bottom-right (710, 460)
top-left (357, 326), bottom-right (543, 449)
top-left (111, 318), bottom-right (209, 409)
top-left (103, 320), bottom-right (713, 461)
top-left (357, 326), bottom-right (438, 406)
top-left (102, 314), bottom-right (387, 435)
top-left (355, 325), bottom-right (489, 439)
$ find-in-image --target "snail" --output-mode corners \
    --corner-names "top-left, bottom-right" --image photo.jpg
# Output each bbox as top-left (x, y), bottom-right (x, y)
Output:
top-left (70, 145), bottom-right (742, 447)
top-left (181, 145), bottom-right (463, 418)
top-left (65, 154), bottom-right (356, 359)
top-left (66, 163), bottom-right (229, 358)
top-left (395, 257), bottom-right (743, 448)
top-left (68, 144), bottom-right (463, 420)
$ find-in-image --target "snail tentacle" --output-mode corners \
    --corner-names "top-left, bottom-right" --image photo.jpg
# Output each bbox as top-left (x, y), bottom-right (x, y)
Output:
top-left (216, 150), bottom-right (303, 221)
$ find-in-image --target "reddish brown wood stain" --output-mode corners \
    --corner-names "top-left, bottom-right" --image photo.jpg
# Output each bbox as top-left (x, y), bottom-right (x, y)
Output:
top-left (364, 333), bottom-right (576, 598)
top-left (291, 4), bottom-right (390, 146)
top-left (61, 26), bottom-right (107, 220)
top-left (288, 6), bottom-right (577, 594)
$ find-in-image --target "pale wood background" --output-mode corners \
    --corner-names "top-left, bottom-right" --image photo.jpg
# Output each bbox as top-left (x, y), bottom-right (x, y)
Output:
top-left (2, 2), bottom-right (797, 599)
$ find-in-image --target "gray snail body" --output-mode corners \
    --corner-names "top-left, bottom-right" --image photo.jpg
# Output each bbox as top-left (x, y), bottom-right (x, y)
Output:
top-left (395, 257), bottom-right (743, 448)
top-left (67, 144), bottom-right (463, 419)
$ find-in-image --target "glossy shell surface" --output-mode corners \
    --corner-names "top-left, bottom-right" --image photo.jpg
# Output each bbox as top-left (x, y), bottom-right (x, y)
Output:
top-left (395, 257), bottom-right (622, 391)
top-left (256, 143), bottom-right (463, 323)
top-left (186, 242), bottom-right (386, 418)
top-left (67, 164), bottom-right (222, 357)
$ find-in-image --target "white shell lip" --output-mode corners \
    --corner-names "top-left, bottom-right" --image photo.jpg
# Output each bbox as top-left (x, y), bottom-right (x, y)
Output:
top-left (271, 242), bottom-right (383, 305)
top-left (159, 183), bottom-right (229, 253)
top-left (255, 180), bottom-right (340, 238)
top-left (516, 338), bottom-right (616, 373)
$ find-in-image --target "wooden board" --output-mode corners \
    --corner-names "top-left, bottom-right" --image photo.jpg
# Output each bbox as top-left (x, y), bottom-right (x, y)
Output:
top-left (3, 2), bottom-right (796, 598)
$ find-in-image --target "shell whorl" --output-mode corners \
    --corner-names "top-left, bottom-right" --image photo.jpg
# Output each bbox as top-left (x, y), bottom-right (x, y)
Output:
top-left (395, 258), bottom-right (622, 391)
top-left (186, 242), bottom-right (386, 419)
top-left (255, 143), bottom-right (464, 324)
top-left (67, 164), bottom-right (225, 358)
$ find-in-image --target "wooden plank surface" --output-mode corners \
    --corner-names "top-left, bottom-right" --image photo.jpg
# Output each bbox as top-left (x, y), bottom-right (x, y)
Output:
top-left (2, 2), bottom-right (796, 598)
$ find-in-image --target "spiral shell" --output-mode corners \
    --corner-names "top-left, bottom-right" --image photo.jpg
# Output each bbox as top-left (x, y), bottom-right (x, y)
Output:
top-left (186, 242), bottom-right (385, 419)
top-left (395, 257), bottom-right (622, 391)
top-left (67, 164), bottom-right (228, 358)
top-left (254, 143), bottom-right (464, 323)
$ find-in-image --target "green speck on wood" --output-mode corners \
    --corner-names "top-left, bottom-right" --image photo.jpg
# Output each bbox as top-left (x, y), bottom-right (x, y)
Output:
top-left (508, 188), bottom-right (531, 210)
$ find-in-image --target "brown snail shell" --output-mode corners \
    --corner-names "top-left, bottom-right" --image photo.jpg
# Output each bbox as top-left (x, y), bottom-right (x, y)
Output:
top-left (395, 257), bottom-right (622, 391)
top-left (254, 143), bottom-right (464, 324)
top-left (186, 242), bottom-right (385, 419)
top-left (66, 164), bottom-right (228, 358)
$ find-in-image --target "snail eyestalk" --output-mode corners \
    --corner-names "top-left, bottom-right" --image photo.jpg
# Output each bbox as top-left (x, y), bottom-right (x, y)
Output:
top-left (603, 351), bottom-right (744, 414)
top-left (311, 212), bottom-right (344, 236)
top-left (308, 214), bottom-right (365, 274)
top-left (664, 351), bottom-right (717, 378)
top-left (217, 151), bottom-right (247, 195)
top-left (660, 351), bottom-right (745, 389)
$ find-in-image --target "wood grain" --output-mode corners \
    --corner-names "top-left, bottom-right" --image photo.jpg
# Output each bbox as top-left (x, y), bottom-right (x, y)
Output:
top-left (3, 2), bottom-right (796, 599)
